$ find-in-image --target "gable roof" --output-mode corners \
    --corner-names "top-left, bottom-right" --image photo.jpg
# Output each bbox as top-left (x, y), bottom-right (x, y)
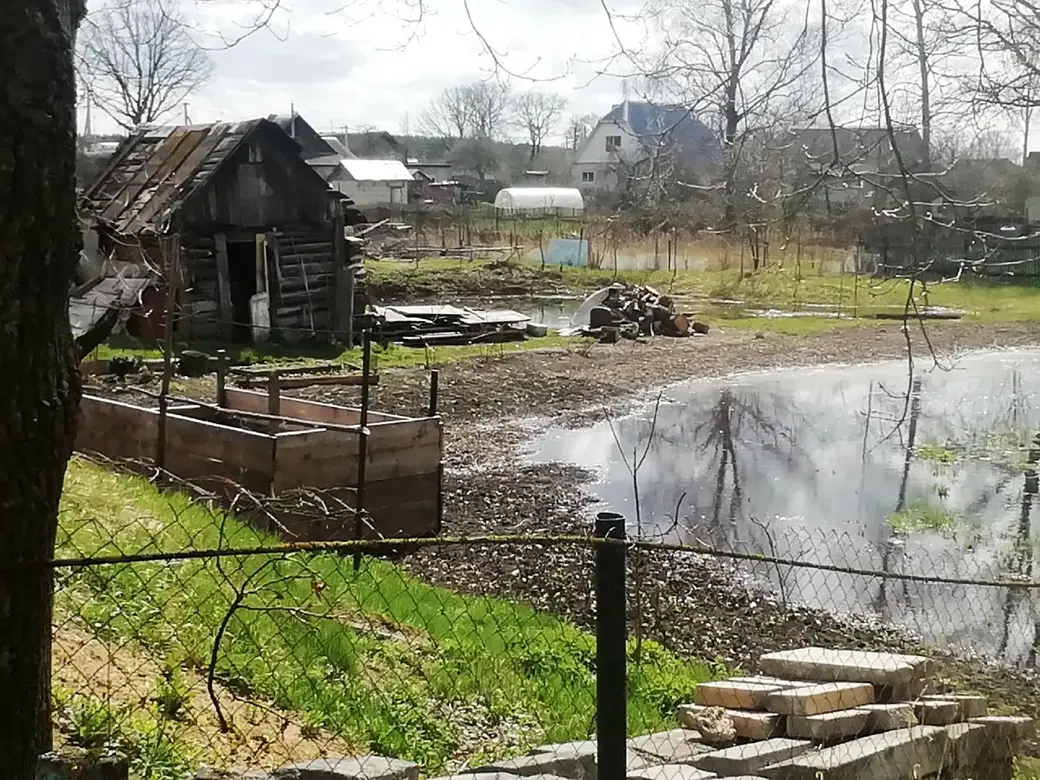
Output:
top-left (340, 159), bottom-right (413, 182)
top-left (602, 101), bottom-right (718, 151)
top-left (81, 119), bottom-right (334, 234)
top-left (268, 113), bottom-right (342, 160)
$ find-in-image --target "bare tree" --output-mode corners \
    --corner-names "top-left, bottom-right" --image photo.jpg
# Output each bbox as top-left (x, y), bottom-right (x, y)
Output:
top-left (566, 112), bottom-right (599, 150)
top-left (418, 85), bottom-right (472, 140)
top-left (3, 0), bottom-right (84, 777)
top-left (78, 0), bottom-right (211, 130)
top-left (512, 91), bottom-right (567, 159)
top-left (462, 81), bottom-right (512, 139)
top-left (640, 0), bottom-right (819, 229)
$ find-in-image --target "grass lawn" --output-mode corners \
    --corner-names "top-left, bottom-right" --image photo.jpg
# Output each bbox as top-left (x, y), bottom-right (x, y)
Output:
top-left (54, 460), bottom-right (727, 777)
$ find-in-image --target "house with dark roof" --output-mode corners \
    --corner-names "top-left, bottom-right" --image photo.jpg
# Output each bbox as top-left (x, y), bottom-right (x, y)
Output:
top-left (80, 118), bottom-right (366, 345)
top-left (571, 101), bottom-right (719, 193)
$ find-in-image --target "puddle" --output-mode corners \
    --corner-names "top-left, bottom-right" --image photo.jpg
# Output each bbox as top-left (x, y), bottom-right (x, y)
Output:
top-left (529, 350), bottom-right (1040, 666)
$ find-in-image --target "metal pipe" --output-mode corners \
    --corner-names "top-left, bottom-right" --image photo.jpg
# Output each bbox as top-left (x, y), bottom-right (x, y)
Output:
top-left (428, 369), bottom-right (440, 417)
top-left (595, 510), bottom-right (627, 780)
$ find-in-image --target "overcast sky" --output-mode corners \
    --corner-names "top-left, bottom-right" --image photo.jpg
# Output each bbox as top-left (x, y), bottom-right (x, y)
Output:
top-left (81, 0), bottom-right (648, 140)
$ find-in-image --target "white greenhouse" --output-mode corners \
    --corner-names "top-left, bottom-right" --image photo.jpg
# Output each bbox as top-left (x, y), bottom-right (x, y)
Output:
top-left (493, 187), bottom-right (585, 216)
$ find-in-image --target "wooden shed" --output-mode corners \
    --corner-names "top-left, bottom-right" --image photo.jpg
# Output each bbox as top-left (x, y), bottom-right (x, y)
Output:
top-left (80, 118), bottom-right (366, 344)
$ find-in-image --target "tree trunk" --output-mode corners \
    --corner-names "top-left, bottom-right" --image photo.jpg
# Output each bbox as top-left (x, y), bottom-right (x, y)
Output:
top-left (911, 0), bottom-right (931, 171)
top-left (0, 0), bottom-right (84, 777)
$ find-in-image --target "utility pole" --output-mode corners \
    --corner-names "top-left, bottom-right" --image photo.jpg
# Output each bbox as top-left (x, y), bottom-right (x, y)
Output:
top-left (183, 102), bottom-right (190, 124)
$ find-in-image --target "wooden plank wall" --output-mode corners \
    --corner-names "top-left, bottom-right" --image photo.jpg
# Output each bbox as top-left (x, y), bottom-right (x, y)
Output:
top-left (272, 226), bottom-right (335, 341)
top-left (179, 233), bottom-right (221, 339)
top-left (224, 388), bottom-right (412, 425)
top-left (76, 395), bottom-right (276, 494)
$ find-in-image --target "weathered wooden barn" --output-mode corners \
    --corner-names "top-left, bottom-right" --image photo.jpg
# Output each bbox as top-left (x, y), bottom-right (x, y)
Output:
top-left (80, 118), bottom-right (366, 343)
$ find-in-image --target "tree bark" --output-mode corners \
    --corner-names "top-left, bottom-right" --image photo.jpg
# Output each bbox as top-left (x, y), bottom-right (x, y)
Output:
top-left (0, 0), bottom-right (84, 777)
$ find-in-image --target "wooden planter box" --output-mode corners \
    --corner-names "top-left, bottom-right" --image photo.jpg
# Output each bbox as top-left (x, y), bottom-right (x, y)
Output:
top-left (76, 393), bottom-right (443, 542)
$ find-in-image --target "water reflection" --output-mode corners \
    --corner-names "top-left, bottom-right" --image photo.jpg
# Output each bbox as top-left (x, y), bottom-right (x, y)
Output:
top-left (530, 351), bottom-right (1040, 667)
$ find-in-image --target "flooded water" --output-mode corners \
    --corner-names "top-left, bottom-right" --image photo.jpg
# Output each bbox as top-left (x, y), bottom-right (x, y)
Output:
top-left (530, 350), bottom-right (1040, 667)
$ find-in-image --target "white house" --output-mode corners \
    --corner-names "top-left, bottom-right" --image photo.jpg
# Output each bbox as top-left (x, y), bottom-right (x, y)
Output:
top-left (329, 159), bottom-right (414, 206)
top-left (571, 101), bottom-right (719, 193)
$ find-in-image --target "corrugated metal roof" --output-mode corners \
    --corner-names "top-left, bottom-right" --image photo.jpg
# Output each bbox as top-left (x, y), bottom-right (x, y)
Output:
top-left (80, 119), bottom-right (274, 234)
top-left (69, 275), bottom-right (153, 339)
top-left (339, 159), bottom-right (413, 182)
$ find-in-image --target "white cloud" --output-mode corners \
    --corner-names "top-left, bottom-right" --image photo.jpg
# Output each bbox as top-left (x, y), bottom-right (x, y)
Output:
top-left (80, 0), bottom-right (643, 139)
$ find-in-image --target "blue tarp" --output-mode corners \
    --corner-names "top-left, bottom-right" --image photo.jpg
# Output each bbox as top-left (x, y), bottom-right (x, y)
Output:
top-left (544, 238), bottom-right (589, 267)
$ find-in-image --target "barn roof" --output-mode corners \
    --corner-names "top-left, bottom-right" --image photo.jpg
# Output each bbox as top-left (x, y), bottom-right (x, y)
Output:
top-left (81, 118), bottom-right (332, 234)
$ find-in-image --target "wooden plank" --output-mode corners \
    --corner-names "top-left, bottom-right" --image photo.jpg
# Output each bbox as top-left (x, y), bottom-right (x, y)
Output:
top-left (223, 388), bottom-right (408, 425)
top-left (214, 232), bottom-right (233, 340)
top-left (240, 373), bottom-right (378, 390)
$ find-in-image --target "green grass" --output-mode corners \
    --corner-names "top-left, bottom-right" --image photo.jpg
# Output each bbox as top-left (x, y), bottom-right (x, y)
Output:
top-left (886, 500), bottom-right (959, 533)
top-left (1017, 757), bottom-right (1040, 779)
top-left (916, 442), bottom-right (960, 465)
top-left (92, 333), bottom-right (585, 370)
top-left (56, 460), bottom-right (726, 776)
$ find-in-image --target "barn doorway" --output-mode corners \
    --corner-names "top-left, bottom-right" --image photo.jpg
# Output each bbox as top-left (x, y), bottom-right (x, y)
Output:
top-left (226, 239), bottom-right (257, 342)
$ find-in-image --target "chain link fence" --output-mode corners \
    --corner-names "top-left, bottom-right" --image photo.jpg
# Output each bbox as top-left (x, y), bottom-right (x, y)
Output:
top-left (38, 455), bottom-right (1040, 779)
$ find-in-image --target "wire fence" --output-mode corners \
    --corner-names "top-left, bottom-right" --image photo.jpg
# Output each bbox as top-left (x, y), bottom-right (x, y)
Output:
top-left (35, 455), bottom-right (1040, 779)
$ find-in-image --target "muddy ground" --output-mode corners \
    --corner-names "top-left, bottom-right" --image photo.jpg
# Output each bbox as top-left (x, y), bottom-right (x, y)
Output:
top-left (291, 320), bottom-right (1040, 743)
top-left (86, 321), bottom-right (1040, 744)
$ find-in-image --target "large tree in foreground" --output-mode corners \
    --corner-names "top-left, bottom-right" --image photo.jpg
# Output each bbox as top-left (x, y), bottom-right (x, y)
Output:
top-left (78, 0), bottom-right (211, 129)
top-left (1, 0), bottom-right (84, 777)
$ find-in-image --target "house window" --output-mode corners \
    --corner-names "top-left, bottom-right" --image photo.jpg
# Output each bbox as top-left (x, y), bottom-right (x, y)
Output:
top-left (582, 171), bottom-right (595, 183)
top-left (605, 135), bottom-right (622, 151)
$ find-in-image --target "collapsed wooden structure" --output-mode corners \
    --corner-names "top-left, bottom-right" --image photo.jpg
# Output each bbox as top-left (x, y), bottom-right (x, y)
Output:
top-left (75, 391), bottom-right (443, 541)
top-left (79, 118), bottom-right (368, 345)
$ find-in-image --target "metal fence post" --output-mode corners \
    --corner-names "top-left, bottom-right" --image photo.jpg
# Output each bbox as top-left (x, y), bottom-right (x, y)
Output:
top-left (595, 510), bottom-right (627, 780)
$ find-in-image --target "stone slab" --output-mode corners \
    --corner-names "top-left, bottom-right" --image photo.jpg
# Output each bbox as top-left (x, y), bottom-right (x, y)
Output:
top-left (466, 754), bottom-right (594, 780)
top-left (37, 750), bottom-right (129, 780)
top-left (691, 739), bottom-right (813, 776)
top-left (487, 745), bottom-right (645, 780)
top-left (432, 775), bottom-right (571, 780)
top-left (855, 703), bottom-right (918, 732)
top-left (786, 709), bottom-right (869, 740)
top-left (763, 682), bottom-right (874, 716)
top-left (694, 681), bottom-right (787, 710)
top-left (757, 725), bottom-right (946, 780)
top-left (913, 699), bottom-right (962, 725)
top-left (626, 765), bottom-right (717, 780)
top-left (195, 769), bottom-right (270, 780)
top-left (627, 729), bottom-right (714, 764)
top-left (970, 716), bottom-right (1037, 745)
top-left (758, 647), bottom-right (931, 687)
top-left (678, 705), bottom-right (783, 740)
top-left (725, 677), bottom-right (814, 689)
top-left (921, 693), bottom-right (987, 718)
top-left (273, 757), bottom-right (419, 780)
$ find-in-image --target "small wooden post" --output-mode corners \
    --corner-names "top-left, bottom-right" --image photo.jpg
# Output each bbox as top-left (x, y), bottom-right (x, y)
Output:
top-left (156, 234), bottom-right (180, 469)
top-left (267, 371), bottom-right (281, 433)
top-left (428, 369), bottom-right (439, 417)
top-left (215, 349), bottom-right (227, 407)
top-left (353, 330), bottom-right (372, 572)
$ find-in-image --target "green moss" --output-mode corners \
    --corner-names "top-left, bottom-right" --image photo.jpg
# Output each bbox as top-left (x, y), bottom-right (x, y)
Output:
top-left (916, 441), bottom-right (959, 464)
top-left (887, 500), bottom-right (959, 533)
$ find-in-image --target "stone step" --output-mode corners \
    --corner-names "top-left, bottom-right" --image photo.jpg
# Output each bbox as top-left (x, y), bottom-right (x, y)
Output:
top-left (786, 709), bottom-right (870, 740)
top-left (758, 647), bottom-right (931, 687)
top-left (756, 725), bottom-right (947, 780)
top-left (627, 730), bottom-right (715, 764)
top-left (921, 693), bottom-right (987, 719)
top-left (968, 715), bottom-right (1036, 746)
top-left (272, 757), bottom-right (419, 780)
top-left (694, 681), bottom-right (789, 710)
top-left (678, 705), bottom-right (783, 740)
top-left (490, 743), bottom-right (646, 780)
top-left (724, 677), bottom-right (814, 689)
top-left (626, 765), bottom-right (717, 780)
top-left (912, 699), bottom-right (963, 726)
top-left (690, 738), bottom-right (813, 776)
top-left (855, 703), bottom-right (918, 732)
top-left (763, 682), bottom-right (875, 716)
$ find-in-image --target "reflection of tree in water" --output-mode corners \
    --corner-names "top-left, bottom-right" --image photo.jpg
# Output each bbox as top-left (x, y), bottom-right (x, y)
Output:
top-left (652, 387), bottom-right (816, 551)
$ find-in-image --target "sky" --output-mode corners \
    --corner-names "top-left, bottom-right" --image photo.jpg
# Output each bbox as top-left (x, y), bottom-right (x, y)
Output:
top-left (80, 0), bottom-right (647, 141)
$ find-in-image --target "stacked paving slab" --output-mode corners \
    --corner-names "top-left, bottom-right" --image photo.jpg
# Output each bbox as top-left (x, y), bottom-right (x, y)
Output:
top-left (57, 648), bottom-right (1033, 780)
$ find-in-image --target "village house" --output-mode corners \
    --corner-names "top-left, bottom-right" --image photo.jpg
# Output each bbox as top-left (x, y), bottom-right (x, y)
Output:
top-left (79, 117), bottom-right (366, 345)
top-left (571, 100), bottom-right (719, 194)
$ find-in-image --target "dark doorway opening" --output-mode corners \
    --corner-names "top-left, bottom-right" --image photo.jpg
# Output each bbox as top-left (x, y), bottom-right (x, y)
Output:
top-left (227, 239), bottom-right (257, 342)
